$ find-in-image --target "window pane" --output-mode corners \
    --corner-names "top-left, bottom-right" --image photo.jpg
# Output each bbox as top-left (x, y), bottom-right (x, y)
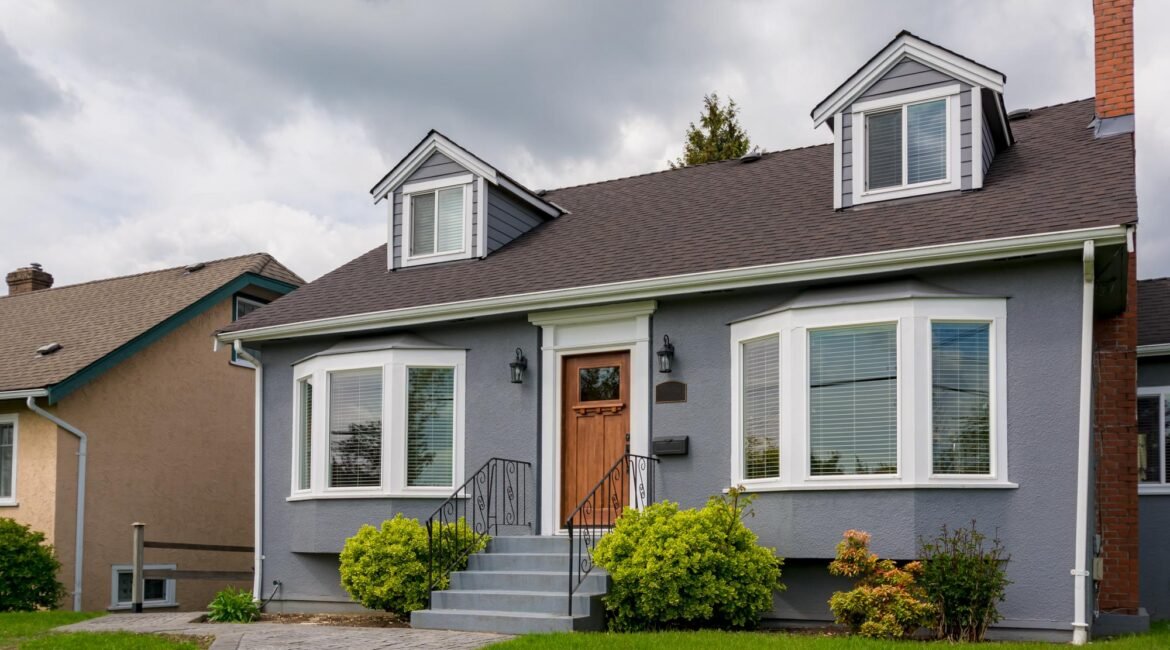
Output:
top-left (579, 367), bottom-right (620, 401)
top-left (866, 110), bottom-right (902, 190)
top-left (932, 322), bottom-right (991, 474)
top-left (742, 336), bottom-right (780, 480)
top-left (435, 187), bottom-right (464, 253)
top-left (235, 298), bottom-right (263, 320)
top-left (117, 572), bottom-right (132, 603)
top-left (411, 192), bottom-right (436, 256)
top-left (328, 369), bottom-right (382, 488)
top-left (116, 572), bottom-right (167, 604)
top-left (809, 324), bottom-right (898, 476)
top-left (297, 379), bottom-right (313, 491)
top-left (907, 99), bottom-right (947, 184)
top-left (1165, 396), bottom-right (1170, 484)
top-left (144, 578), bottom-right (166, 601)
top-left (0, 423), bottom-right (12, 499)
top-left (407, 367), bottom-right (455, 487)
top-left (1139, 396), bottom-right (1161, 483)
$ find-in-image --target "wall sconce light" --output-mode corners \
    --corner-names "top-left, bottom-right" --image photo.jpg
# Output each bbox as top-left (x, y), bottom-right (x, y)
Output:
top-left (657, 335), bottom-right (675, 373)
top-left (509, 348), bottom-right (528, 384)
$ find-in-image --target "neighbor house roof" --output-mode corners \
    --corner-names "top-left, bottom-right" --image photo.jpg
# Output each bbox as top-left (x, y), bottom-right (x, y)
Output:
top-left (0, 253), bottom-right (303, 396)
top-left (221, 99), bottom-right (1135, 337)
top-left (1139, 278), bottom-right (1170, 348)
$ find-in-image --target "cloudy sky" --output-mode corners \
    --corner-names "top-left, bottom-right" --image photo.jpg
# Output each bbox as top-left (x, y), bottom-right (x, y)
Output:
top-left (1, 0), bottom-right (1166, 286)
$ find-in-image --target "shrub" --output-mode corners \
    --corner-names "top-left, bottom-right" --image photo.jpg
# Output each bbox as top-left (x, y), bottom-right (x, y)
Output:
top-left (592, 487), bottom-right (784, 631)
top-left (339, 514), bottom-right (486, 615)
top-left (827, 530), bottom-right (934, 639)
top-left (0, 518), bottom-right (65, 611)
top-left (918, 522), bottom-right (1011, 641)
top-left (207, 586), bottom-right (260, 622)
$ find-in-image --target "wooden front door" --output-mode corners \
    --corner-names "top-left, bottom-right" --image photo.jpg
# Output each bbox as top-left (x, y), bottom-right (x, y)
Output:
top-left (561, 351), bottom-right (630, 527)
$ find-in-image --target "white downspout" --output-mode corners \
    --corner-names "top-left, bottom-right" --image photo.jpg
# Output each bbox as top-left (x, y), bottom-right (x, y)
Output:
top-left (233, 340), bottom-right (264, 602)
top-left (1072, 240), bottom-right (1095, 645)
top-left (26, 397), bottom-right (86, 613)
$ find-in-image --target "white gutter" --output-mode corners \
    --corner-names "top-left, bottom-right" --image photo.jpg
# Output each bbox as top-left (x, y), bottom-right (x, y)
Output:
top-left (233, 341), bottom-right (264, 602)
top-left (25, 397), bottom-right (86, 613)
top-left (0, 389), bottom-right (48, 400)
top-left (1072, 240), bottom-right (1095, 645)
top-left (218, 225), bottom-right (1128, 344)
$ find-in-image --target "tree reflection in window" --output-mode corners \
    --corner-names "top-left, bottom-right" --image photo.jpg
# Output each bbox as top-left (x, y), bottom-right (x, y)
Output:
top-left (580, 366), bottom-right (620, 401)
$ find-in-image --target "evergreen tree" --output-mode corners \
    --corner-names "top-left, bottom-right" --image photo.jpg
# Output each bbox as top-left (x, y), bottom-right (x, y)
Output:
top-left (670, 93), bottom-right (752, 168)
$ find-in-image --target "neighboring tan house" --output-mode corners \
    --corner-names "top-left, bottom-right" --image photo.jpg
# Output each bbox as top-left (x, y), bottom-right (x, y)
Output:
top-left (217, 1), bottom-right (1143, 642)
top-left (1138, 278), bottom-right (1170, 621)
top-left (0, 253), bottom-right (302, 613)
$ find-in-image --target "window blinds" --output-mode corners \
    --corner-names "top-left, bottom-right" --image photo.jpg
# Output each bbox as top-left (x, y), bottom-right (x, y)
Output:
top-left (435, 187), bottom-right (464, 254)
top-left (328, 368), bottom-right (383, 488)
top-left (1138, 395), bottom-right (1162, 483)
top-left (931, 322), bottom-right (991, 475)
top-left (298, 379), bottom-right (313, 491)
top-left (406, 367), bottom-right (455, 487)
top-left (742, 336), bottom-right (780, 480)
top-left (0, 423), bottom-right (12, 498)
top-left (809, 323), bottom-right (898, 475)
top-left (907, 99), bottom-right (947, 184)
top-left (866, 110), bottom-right (902, 190)
top-left (411, 193), bottom-right (436, 256)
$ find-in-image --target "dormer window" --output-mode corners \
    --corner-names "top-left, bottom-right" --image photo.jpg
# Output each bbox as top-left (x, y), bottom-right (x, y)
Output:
top-left (401, 175), bottom-right (474, 266)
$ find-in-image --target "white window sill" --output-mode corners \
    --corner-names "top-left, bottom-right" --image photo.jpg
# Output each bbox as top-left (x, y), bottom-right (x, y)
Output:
top-left (0, 500), bottom-right (17, 507)
top-left (1139, 485), bottom-right (1170, 496)
top-left (400, 250), bottom-right (472, 268)
top-left (287, 491), bottom-right (459, 502)
top-left (108, 602), bottom-right (178, 611)
top-left (732, 480), bottom-right (1018, 493)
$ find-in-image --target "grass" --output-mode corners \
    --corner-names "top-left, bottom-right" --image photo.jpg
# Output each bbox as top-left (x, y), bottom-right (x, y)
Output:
top-left (0, 612), bottom-right (207, 650)
top-left (489, 622), bottom-right (1170, 649)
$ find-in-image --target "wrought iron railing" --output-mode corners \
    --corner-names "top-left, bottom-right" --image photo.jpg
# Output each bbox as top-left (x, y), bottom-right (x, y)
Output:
top-left (426, 457), bottom-right (532, 598)
top-left (564, 453), bottom-right (658, 615)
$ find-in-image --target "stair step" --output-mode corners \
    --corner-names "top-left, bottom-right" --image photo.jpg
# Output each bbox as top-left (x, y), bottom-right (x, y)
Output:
top-left (450, 570), bottom-right (609, 593)
top-left (487, 535), bottom-right (570, 554)
top-left (430, 589), bottom-right (602, 616)
top-left (468, 552), bottom-right (572, 572)
top-left (411, 607), bottom-right (604, 634)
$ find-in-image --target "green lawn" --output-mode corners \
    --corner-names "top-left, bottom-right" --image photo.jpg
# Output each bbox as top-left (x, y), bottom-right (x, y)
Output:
top-left (490, 622), bottom-right (1170, 649)
top-left (0, 612), bottom-right (205, 650)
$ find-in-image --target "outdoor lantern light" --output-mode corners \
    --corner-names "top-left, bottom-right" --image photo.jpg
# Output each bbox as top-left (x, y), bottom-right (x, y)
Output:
top-left (509, 348), bottom-right (527, 384)
top-left (657, 335), bottom-right (675, 373)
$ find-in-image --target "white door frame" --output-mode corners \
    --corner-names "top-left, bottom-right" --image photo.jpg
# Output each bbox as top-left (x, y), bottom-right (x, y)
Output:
top-left (529, 301), bottom-right (655, 535)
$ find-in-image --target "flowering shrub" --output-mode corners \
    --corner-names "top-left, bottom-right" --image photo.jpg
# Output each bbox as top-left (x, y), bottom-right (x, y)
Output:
top-left (918, 522), bottom-right (1010, 641)
top-left (828, 529), bottom-right (934, 639)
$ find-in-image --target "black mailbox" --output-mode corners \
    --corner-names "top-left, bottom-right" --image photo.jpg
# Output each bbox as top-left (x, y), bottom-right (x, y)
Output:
top-left (652, 436), bottom-right (689, 456)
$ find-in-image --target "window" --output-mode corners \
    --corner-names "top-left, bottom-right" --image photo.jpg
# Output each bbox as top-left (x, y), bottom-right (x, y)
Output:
top-left (1139, 388), bottom-right (1170, 492)
top-left (809, 324), bottom-right (898, 476)
top-left (110, 564), bottom-right (176, 609)
top-left (932, 323), bottom-right (991, 475)
top-left (231, 295), bottom-right (267, 367)
top-left (729, 290), bottom-right (1008, 490)
top-left (290, 344), bottom-right (464, 498)
top-left (0, 415), bottom-right (15, 505)
top-left (410, 187), bottom-right (465, 257)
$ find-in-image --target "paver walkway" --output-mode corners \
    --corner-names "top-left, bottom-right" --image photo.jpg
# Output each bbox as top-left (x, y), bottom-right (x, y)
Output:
top-left (58, 612), bottom-right (509, 650)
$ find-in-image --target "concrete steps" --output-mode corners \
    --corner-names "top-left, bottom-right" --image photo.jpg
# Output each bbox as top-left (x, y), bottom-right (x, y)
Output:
top-left (410, 535), bottom-right (608, 633)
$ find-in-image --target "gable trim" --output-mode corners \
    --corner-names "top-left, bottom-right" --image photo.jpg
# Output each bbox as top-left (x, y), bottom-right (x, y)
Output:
top-left (47, 273), bottom-right (298, 404)
top-left (813, 33), bottom-right (1005, 127)
top-left (371, 132), bottom-right (497, 202)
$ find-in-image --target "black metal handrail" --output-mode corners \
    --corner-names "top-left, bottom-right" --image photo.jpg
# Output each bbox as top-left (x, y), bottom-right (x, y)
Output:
top-left (564, 453), bottom-right (658, 615)
top-left (426, 457), bottom-right (532, 598)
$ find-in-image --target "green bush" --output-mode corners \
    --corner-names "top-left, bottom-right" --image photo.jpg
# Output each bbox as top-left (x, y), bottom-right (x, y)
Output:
top-left (339, 514), bottom-right (486, 615)
top-left (918, 522), bottom-right (1011, 641)
top-left (592, 488), bottom-right (784, 631)
top-left (206, 586), bottom-right (260, 623)
top-left (0, 518), bottom-right (65, 611)
top-left (827, 529), bottom-right (934, 639)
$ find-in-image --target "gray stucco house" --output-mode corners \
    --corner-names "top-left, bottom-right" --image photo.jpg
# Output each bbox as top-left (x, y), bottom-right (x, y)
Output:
top-left (1138, 278), bottom-right (1170, 622)
top-left (218, 4), bottom-right (1150, 642)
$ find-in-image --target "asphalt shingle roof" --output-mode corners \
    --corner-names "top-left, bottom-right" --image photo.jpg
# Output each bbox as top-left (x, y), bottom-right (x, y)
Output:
top-left (1139, 278), bottom-right (1170, 347)
top-left (222, 98), bottom-right (1136, 335)
top-left (0, 253), bottom-right (302, 392)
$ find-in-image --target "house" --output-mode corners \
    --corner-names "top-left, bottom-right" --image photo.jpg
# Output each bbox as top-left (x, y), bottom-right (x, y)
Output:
top-left (216, 0), bottom-right (1145, 642)
top-left (1138, 278), bottom-right (1170, 621)
top-left (0, 253), bottom-right (302, 613)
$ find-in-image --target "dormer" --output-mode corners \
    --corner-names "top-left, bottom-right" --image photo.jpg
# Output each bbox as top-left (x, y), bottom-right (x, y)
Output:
top-left (370, 131), bottom-right (561, 269)
top-left (812, 31), bottom-right (1013, 209)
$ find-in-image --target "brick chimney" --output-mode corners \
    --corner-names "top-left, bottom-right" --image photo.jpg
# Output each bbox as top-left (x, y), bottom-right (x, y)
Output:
top-left (1093, 0), bottom-right (1135, 135)
top-left (6, 263), bottom-right (54, 295)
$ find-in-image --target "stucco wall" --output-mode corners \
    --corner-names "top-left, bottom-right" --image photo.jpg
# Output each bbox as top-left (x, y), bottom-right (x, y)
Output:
top-left (0, 403), bottom-right (61, 557)
top-left (1138, 354), bottom-right (1170, 620)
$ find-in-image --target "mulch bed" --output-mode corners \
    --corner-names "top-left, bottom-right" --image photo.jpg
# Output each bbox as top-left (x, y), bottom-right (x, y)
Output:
top-left (256, 612), bottom-right (409, 628)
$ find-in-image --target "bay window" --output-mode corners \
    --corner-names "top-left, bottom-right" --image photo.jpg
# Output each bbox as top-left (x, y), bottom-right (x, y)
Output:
top-left (1139, 388), bottom-right (1170, 493)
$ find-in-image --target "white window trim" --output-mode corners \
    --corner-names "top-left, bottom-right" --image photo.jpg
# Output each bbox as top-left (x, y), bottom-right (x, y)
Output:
top-left (852, 84), bottom-right (962, 205)
top-left (109, 563), bottom-right (176, 610)
top-left (729, 296), bottom-right (1012, 491)
top-left (290, 347), bottom-right (466, 499)
top-left (1139, 386), bottom-right (1170, 495)
top-left (230, 296), bottom-right (268, 369)
top-left (0, 413), bottom-right (17, 506)
top-left (401, 175), bottom-right (474, 267)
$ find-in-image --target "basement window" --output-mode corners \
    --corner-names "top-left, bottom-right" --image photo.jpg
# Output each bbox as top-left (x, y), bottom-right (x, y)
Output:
top-left (110, 564), bottom-right (176, 610)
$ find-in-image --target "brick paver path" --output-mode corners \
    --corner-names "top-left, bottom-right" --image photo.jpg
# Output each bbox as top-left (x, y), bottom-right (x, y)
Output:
top-left (58, 612), bottom-right (509, 650)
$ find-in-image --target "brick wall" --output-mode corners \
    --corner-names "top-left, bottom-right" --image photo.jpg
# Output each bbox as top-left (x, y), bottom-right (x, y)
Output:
top-left (1094, 250), bottom-right (1139, 614)
top-left (1094, 0), bottom-right (1135, 119)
